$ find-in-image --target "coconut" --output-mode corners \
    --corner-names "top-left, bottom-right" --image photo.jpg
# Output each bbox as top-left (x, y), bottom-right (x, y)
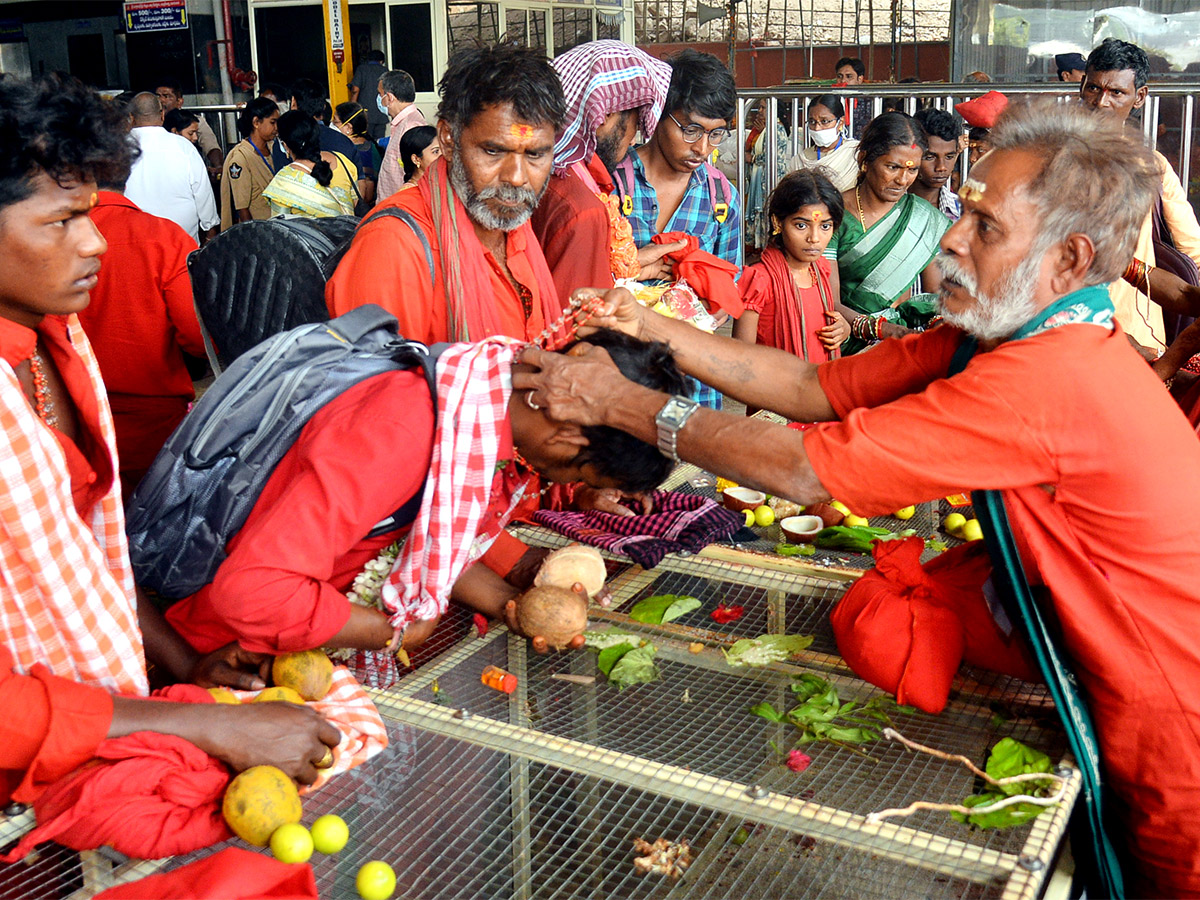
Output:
top-left (804, 502), bottom-right (844, 528)
top-left (721, 486), bottom-right (767, 512)
top-left (780, 515), bottom-right (824, 544)
top-left (767, 496), bottom-right (803, 519)
top-left (514, 585), bottom-right (589, 650)
top-left (533, 543), bottom-right (607, 597)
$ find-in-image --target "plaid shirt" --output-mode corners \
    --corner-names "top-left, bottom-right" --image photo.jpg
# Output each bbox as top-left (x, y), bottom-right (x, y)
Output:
top-left (0, 317), bottom-right (147, 695)
top-left (619, 148), bottom-right (743, 407)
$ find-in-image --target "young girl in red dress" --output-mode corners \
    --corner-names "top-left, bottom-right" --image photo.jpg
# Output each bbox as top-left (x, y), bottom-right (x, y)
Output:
top-left (734, 170), bottom-right (850, 362)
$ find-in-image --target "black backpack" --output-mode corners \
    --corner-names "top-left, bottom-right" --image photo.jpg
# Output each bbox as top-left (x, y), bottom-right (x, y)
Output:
top-left (126, 304), bottom-right (442, 602)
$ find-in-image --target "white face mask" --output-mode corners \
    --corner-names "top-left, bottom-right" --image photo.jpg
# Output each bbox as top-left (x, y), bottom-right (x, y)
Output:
top-left (810, 126), bottom-right (841, 148)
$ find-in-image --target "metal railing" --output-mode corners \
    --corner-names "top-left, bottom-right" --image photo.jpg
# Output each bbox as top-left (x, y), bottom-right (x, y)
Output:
top-left (735, 81), bottom-right (1200, 209)
top-left (183, 103), bottom-right (246, 157)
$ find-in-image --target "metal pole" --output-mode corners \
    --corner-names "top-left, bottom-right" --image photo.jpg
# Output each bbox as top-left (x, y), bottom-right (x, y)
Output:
top-left (765, 96), bottom-right (779, 197)
top-left (1182, 94), bottom-right (1194, 203)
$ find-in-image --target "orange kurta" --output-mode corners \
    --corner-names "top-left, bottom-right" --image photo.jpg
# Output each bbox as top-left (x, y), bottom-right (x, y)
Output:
top-left (804, 323), bottom-right (1200, 897)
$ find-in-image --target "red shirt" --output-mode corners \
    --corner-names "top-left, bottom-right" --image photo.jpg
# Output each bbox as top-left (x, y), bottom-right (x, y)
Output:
top-left (530, 162), bottom-right (614, 307)
top-left (325, 186), bottom-right (547, 345)
top-left (804, 324), bottom-right (1200, 896)
top-left (167, 369), bottom-right (525, 654)
top-left (78, 192), bottom-right (205, 479)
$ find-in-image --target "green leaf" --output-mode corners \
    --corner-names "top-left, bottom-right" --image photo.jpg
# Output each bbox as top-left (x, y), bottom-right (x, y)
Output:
top-left (774, 543), bottom-right (803, 557)
top-left (984, 738), bottom-right (1055, 797)
top-left (723, 633), bottom-right (814, 667)
top-left (584, 630), bottom-right (640, 650)
top-left (952, 793), bottom-right (1049, 829)
top-left (749, 701), bottom-right (785, 723)
top-left (629, 594), bottom-right (701, 625)
top-left (596, 643), bottom-right (636, 677)
top-left (608, 644), bottom-right (659, 689)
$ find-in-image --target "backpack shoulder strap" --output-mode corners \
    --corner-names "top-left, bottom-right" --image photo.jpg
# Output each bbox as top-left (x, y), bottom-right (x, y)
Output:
top-left (611, 154), bottom-right (636, 217)
top-left (704, 163), bottom-right (732, 225)
top-left (361, 206), bottom-right (435, 286)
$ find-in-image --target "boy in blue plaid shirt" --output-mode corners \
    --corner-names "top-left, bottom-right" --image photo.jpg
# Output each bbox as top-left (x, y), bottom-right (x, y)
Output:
top-left (611, 50), bottom-right (743, 409)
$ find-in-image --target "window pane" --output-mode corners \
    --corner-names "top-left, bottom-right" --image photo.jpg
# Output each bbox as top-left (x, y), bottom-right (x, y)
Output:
top-left (253, 6), bottom-right (326, 90)
top-left (552, 6), bottom-right (592, 55)
top-left (388, 4), bottom-right (435, 92)
top-left (447, 2), bottom-right (499, 54)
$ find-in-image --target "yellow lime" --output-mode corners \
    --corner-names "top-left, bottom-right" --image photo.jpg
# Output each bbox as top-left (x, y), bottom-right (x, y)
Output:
top-left (961, 519), bottom-right (984, 542)
top-left (743, 509), bottom-right (755, 527)
top-left (254, 686), bottom-right (305, 705)
top-left (269, 822), bottom-right (313, 864)
top-left (828, 500), bottom-right (851, 516)
top-left (753, 505), bottom-right (775, 527)
top-left (207, 687), bottom-right (240, 704)
top-left (894, 506), bottom-right (916, 520)
top-left (943, 512), bottom-right (967, 535)
top-left (715, 477), bottom-right (739, 493)
top-left (310, 814), bottom-right (349, 854)
top-left (356, 861), bottom-right (397, 900)
top-left (843, 514), bottom-right (870, 528)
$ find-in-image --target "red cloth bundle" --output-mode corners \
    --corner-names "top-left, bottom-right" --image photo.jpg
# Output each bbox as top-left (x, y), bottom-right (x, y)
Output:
top-left (830, 537), bottom-right (1037, 713)
top-left (651, 232), bottom-right (743, 317)
top-left (95, 848), bottom-right (318, 899)
top-left (0, 684), bottom-right (231, 863)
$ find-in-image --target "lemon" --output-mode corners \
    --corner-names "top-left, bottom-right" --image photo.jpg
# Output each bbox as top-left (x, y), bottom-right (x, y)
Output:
top-left (829, 500), bottom-right (851, 515)
top-left (894, 506), bottom-right (916, 520)
top-left (207, 687), bottom-right (240, 704)
top-left (310, 814), bottom-right (349, 854)
top-left (843, 514), bottom-right (870, 528)
top-left (961, 518), bottom-right (984, 542)
top-left (743, 509), bottom-right (755, 527)
top-left (943, 512), bottom-right (967, 535)
top-left (753, 505), bottom-right (775, 527)
top-left (254, 686), bottom-right (306, 704)
top-left (356, 861), bottom-right (397, 900)
top-left (269, 822), bottom-right (313, 864)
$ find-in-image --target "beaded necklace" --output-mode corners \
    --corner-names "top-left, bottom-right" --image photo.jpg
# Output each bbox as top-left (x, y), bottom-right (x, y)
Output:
top-left (28, 348), bottom-right (58, 427)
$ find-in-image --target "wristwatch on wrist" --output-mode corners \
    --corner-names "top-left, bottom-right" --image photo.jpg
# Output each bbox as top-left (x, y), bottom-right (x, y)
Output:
top-left (655, 395), bottom-right (701, 462)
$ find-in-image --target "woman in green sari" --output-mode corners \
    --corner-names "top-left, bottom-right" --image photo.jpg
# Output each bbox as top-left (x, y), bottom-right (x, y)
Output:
top-left (826, 112), bottom-right (948, 353)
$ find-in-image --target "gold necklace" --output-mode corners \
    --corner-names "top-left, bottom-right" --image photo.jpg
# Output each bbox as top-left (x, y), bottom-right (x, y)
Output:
top-left (855, 184), bottom-right (867, 230)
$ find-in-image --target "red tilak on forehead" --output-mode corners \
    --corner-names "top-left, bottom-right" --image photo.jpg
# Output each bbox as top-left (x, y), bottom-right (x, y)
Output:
top-left (911, 142), bottom-right (918, 149)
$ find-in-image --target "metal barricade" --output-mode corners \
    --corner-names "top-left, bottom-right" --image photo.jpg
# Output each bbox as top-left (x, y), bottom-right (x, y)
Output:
top-left (183, 103), bottom-right (244, 158)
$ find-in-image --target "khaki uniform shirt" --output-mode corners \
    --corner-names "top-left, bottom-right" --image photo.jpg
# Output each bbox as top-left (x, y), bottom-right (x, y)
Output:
top-left (220, 140), bottom-right (274, 232)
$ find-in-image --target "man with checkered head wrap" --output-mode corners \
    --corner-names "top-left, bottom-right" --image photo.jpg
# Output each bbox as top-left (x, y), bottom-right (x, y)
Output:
top-left (531, 40), bottom-right (681, 303)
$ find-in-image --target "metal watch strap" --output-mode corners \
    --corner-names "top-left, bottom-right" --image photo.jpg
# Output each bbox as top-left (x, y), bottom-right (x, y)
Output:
top-left (655, 395), bottom-right (701, 462)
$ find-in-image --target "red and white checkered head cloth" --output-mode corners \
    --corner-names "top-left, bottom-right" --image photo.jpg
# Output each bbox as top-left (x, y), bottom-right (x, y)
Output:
top-left (551, 40), bottom-right (673, 175)
top-left (380, 337), bottom-right (532, 630)
top-left (0, 318), bottom-right (147, 696)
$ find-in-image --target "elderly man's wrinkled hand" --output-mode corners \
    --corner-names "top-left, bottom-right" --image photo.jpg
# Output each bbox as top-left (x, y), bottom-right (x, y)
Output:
top-left (572, 286), bottom-right (645, 339)
top-left (514, 344), bottom-right (623, 428)
top-left (202, 703), bottom-right (341, 785)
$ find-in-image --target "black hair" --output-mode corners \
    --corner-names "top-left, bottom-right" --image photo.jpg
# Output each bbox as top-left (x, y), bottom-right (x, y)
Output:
top-left (321, 100), bottom-right (332, 124)
top-left (809, 94), bottom-right (844, 121)
top-left (164, 108), bottom-right (197, 134)
top-left (857, 112), bottom-right (928, 181)
top-left (155, 76), bottom-right (183, 98)
top-left (289, 77), bottom-right (327, 119)
top-left (276, 110), bottom-right (332, 187)
top-left (913, 107), bottom-right (961, 144)
top-left (379, 69), bottom-right (416, 105)
top-left (237, 96), bottom-right (279, 138)
top-left (259, 81), bottom-right (286, 101)
top-left (366, 50), bottom-right (386, 64)
top-left (111, 90), bottom-right (137, 117)
top-left (968, 125), bottom-right (990, 142)
top-left (768, 170), bottom-right (845, 246)
top-left (0, 75), bottom-right (137, 212)
top-left (437, 45), bottom-right (565, 134)
top-left (663, 49), bottom-right (736, 123)
top-left (562, 330), bottom-right (689, 493)
top-left (400, 125), bottom-right (437, 180)
top-left (335, 101), bottom-right (369, 137)
top-left (836, 57), bottom-right (866, 78)
top-left (1086, 38), bottom-right (1150, 90)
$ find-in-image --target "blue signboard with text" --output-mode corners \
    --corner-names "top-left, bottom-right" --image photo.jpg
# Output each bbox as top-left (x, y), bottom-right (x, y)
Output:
top-left (124, 0), bottom-right (188, 33)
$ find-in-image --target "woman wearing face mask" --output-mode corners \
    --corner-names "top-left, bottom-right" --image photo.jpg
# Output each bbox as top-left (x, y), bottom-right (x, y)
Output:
top-left (787, 94), bottom-right (860, 192)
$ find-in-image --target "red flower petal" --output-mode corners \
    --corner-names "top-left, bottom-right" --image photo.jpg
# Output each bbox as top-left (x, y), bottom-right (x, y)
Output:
top-left (710, 603), bottom-right (745, 624)
top-left (473, 613), bottom-right (489, 637)
top-left (786, 750), bottom-right (812, 773)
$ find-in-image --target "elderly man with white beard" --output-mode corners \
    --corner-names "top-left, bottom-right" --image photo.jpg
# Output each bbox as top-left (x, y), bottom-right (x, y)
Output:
top-left (514, 98), bottom-right (1200, 897)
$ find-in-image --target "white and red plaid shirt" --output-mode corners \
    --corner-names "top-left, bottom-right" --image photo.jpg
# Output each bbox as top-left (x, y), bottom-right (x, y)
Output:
top-left (0, 316), bottom-right (147, 696)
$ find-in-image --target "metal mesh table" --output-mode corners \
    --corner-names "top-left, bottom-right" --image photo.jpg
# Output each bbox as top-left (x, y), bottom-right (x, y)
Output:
top-left (0, 530), bottom-right (1073, 900)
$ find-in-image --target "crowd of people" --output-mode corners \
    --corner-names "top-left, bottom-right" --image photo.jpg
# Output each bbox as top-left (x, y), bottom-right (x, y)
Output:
top-left (1, 32), bottom-right (1200, 897)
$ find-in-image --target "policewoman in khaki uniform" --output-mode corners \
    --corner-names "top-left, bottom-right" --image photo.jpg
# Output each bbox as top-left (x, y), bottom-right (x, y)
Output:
top-left (220, 97), bottom-right (279, 231)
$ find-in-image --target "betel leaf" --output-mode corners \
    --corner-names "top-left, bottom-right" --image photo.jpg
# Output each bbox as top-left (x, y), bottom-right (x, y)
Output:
top-left (596, 643), bottom-right (637, 677)
top-left (583, 630), bottom-right (640, 650)
top-left (629, 594), bottom-right (701, 625)
top-left (985, 737), bottom-right (1054, 794)
top-left (749, 701), bottom-right (785, 723)
top-left (952, 794), bottom-right (1049, 830)
top-left (951, 738), bottom-right (1059, 829)
top-left (723, 633), bottom-right (814, 667)
top-left (607, 644), bottom-right (659, 689)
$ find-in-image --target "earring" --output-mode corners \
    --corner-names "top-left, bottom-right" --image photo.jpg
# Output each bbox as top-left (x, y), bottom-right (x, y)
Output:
top-left (771, 222), bottom-right (781, 235)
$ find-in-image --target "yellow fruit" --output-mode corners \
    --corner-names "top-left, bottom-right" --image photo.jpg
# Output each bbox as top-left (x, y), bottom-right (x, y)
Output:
top-left (222, 765), bottom-right (302, 847)
top-left (829, 500), bottom-right (851, 516)
top-left (753, 505), bottom-right (775, 527)
top-left (943, 512), bottom-right (967, 535)
top-left (254, 686), bottom-right (306, 705)
top-left (271, 650), bottom-right (334, 702)
top-left (687, 642), bottom-right (705, 654)
top-left (743, 509), bottom-right (755, 527)
top-left (894, 506), bottom-right (916, 520)
top-left (310, 814), bottom-right (350, 854)
top-left (714, 477), bottom-right (739, 493)
top-left (207, 687), bottom-right (240, 704)
top-left (843, 514), bottom-right (870, 528)
top-left (356, 861), bottom-right (397, 900)
top-left (270, 822), bottom-right (313, 864)
top-left (961, 519), bottom-right (984, 542)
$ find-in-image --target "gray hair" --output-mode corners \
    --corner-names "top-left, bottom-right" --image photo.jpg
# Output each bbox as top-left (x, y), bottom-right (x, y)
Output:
top-left (379, 70), bottom-right (416, 104)
top-left (988, 97), bottom-right (1159, 285)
